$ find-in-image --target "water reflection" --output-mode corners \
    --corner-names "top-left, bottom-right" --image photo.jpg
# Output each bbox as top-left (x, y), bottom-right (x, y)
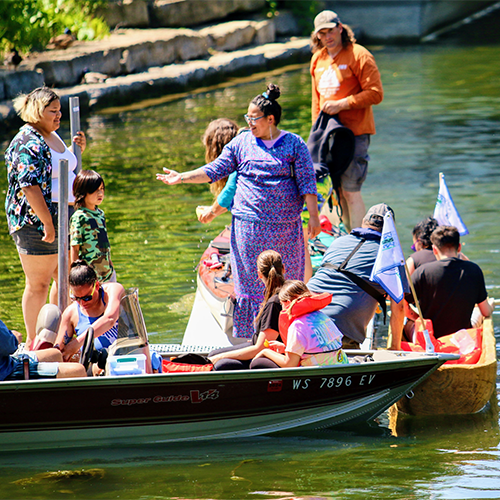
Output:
top-left (2, 419), bottom-right (500, 500)
top-left (388, 393), bottom-right (500, 449)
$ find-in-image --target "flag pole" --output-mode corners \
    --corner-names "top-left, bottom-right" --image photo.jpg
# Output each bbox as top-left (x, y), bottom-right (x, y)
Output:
top-left (403, 260), bottom-right (435, 354)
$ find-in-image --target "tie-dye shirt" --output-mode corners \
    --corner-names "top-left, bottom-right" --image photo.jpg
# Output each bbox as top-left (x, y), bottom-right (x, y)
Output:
top-left (286, 310), bottom-right (348, 366)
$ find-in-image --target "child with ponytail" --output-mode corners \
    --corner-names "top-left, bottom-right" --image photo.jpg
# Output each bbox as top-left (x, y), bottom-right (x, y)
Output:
top-left (208, 249), bottom-right (285, 370)
top-left (253, 280), bottom-right (348, 368)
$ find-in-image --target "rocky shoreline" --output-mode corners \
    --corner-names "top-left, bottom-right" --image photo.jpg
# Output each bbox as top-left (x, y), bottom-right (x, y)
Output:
top-left (0, 10), bottom-right (308, 131)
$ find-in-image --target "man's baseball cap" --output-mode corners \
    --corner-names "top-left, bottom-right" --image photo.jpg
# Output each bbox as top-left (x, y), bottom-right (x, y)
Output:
top-left (314, 10), bottom-right (341, 34)
top-left (363, 203), bottom-right (395, 228)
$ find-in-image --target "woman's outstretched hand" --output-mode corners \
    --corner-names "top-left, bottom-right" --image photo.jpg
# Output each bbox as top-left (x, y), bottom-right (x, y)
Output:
top-left (156, 167), bottom-right (181, 185)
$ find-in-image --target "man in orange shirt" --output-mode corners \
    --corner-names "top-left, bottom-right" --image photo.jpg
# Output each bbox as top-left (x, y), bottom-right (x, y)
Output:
top-left (310, 10), bottom-right (383, 231)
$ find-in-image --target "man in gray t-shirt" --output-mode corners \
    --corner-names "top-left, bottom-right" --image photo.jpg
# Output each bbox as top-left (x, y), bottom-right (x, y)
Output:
top-left (308, 203), bottom-right (404, 349)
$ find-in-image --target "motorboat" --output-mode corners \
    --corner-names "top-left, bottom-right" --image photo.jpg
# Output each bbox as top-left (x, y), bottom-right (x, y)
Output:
top-left (0, 288), bottom-right (457, 452)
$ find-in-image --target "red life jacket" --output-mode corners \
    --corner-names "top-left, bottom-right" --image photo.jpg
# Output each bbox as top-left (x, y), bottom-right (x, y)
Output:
top-left (279, 292), bottom-right (332, 345)
top-left (401, 318), bottom-right (483, 365)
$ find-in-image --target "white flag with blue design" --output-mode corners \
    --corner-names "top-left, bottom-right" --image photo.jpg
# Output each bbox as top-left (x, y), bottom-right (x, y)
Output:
top-left (433, 173), bottom-right (468, 236)
top-left (370, 212), bottom-right (409, 303)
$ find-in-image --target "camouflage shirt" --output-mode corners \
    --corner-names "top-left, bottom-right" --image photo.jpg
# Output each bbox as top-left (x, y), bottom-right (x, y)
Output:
top-left (70, 207), bottom-right (113, 282)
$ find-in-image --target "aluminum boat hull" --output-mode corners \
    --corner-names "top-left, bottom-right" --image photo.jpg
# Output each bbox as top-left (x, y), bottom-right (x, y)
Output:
top-left (0, 349), bottom-right (453, 451)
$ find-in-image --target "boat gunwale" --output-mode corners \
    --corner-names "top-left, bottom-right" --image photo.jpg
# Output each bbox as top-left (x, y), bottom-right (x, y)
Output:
top-left (0, 350), bottom-right (455, 390)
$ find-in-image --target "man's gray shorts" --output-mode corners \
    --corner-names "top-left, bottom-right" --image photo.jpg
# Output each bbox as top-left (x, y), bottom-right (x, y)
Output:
top-left (340, 134), bottom-right (370, 192)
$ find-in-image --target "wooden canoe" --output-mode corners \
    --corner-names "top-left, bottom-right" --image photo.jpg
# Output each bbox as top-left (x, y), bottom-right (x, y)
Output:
top-left (395, 316), bottom-right (497, 415)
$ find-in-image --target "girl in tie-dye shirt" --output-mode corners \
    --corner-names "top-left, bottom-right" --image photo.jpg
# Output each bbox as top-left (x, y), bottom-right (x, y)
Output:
top-left (253, 280), bottom-right (348, 368)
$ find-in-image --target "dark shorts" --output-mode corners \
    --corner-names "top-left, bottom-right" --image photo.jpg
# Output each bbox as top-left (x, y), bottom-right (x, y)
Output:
top-left (11, 216), bottom-right (59, 256)
top-left (340, 134), bottom-right (370, 192)
top-left (4, 353), bottom-right (58, 380)
top-left (11, 205), bottom-right (74, 256)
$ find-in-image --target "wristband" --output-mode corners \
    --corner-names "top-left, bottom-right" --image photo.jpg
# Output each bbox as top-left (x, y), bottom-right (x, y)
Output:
top-left (180, 175), bottom-right (184, 183)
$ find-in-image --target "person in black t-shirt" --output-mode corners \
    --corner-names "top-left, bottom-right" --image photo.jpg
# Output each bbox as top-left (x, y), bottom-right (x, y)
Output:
top-left (208, 250), bottom-right (285, 370)
top-left (407, 226), bottom-right (493, 339)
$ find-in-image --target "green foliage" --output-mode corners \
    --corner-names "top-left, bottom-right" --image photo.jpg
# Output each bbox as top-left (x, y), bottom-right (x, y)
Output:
top-left (0, 0), bottom-right (109, 56)
top-left (265, 0), bottom-right (324, 36)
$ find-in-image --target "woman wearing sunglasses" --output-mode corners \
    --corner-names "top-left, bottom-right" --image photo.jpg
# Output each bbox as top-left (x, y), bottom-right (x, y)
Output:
top-left (54, 261), bottom-right (125, 362)
top-left (158, 83), bottom-right (321, 339)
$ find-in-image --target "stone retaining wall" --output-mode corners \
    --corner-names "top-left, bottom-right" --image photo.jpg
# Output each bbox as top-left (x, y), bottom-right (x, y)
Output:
top-left (100, 0), bottom-right (267, 29)
top-left (4, 19), bottom-right (275, 95)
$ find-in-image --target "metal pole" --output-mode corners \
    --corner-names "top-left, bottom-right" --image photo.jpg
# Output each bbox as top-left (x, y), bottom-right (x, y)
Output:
top-left (69, 96), bottom-right (82, 173)
top-left (58, 158), bottom-right (69, 312)
top-left (404, 260), bottom-right (435, 354)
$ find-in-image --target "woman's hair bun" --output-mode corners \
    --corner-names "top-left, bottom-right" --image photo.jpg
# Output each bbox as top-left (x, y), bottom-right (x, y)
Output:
top-left (266, 83), bottom-right (281, 101)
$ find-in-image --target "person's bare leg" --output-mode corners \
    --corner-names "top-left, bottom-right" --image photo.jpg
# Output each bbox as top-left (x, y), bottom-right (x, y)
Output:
top-left (49, 279), bottom-right (58, 305)
top-left (339, 188), bottom-right (365, 232)
top-left (35, 348), bottom-right (63, 362)
top-left (18, 253), bottom-right (58, 349)
top-left (56, 363), bottom-right (87, 378)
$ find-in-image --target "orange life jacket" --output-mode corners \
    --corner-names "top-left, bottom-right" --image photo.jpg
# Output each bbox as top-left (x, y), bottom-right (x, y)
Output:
top-left (279, 292), bottom-right (332, 345)
top-left (401, 318), bottom-right (483, 365)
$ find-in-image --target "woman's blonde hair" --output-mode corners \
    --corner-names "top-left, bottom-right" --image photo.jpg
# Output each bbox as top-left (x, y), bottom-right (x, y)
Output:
top-left (254, 250), bottom-right (285, 325)
top-left (278, 280), bottom-right (312, 303)
top-left (202, 118), bottom-right (239, 198)
top-left (13, 87), bottom-right (60, 123)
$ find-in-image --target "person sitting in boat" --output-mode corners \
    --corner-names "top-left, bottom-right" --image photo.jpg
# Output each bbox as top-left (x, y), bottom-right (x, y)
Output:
top-left (157, 83), bottom-right (321, 339)
top-left (407, 216), bottom-right (469, 276)
top-left (407, 217), bottom-right (439, 275)
top-left (252, 280), bottom-right (348, 368)
top-left (406, 225), bottom-right (494, 339)
top-left (0, 319), bottom-right (86, 380)
top-left (196, 118), bottom-right (239, 224)
top-left (208, 249), bottom-right (285, 370)
top-left (54, 261), bottom-right (125, 361)
top-left (404, 216), bottom-right (472, 336)
top-left (307, 203), bottom-right (405, 350)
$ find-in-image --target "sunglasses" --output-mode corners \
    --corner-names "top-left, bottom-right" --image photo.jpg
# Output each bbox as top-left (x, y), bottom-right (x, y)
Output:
top-left (70, 281), bottom-right (97, 302)
top-left (244, 114), bottom-right (265, 125)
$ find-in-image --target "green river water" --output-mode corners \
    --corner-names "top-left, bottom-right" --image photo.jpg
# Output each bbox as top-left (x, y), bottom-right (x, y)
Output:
top-left (1, 32), bottom-right (500, 500)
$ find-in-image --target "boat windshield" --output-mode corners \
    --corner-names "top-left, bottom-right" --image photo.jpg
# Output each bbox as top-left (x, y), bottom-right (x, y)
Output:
top-left (117, 287), bottom-right (149, 345)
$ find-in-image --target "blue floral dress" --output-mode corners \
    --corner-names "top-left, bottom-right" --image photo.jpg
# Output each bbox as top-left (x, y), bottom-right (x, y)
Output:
top-left (203, 130), bottom-right (317, 338)
top-left (5, 124), bottom-right (55, 235)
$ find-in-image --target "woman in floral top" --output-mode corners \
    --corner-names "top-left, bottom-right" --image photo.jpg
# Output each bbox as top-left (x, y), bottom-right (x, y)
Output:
top-left (157, 83), bottom-right (321, 338)
top-left (4, 87), bottom-right (86, 349)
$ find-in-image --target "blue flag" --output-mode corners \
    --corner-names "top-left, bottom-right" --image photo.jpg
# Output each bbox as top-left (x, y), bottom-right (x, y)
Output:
top-left (370, 212), bottom-right (409, 303)
top-left (433, 173), bottom-right (468, 236)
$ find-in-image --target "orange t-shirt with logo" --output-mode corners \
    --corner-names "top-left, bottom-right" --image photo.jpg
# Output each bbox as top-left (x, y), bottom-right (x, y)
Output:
top-left (310, 44), bottom-right (383, 136)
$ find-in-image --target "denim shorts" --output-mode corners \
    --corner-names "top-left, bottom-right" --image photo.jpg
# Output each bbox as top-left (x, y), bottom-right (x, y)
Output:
top-left (4, 352), bottom-right (58, 380)
top-left (340, 134), bottom-right (371, 192)
top-left (11, 215), bottom-right (59, 256)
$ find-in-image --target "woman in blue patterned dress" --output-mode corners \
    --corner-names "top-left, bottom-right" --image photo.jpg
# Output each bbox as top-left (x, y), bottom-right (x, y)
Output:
top-left (4, 87), bottom-right (86, 349)
top-left (157, 83), bottom-right (321, 338)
